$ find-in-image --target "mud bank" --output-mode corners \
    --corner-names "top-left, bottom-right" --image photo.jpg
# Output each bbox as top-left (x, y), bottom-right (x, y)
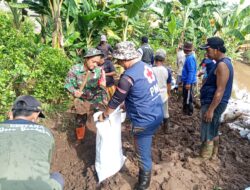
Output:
top-left (49, 96), bottom-right (250, 190)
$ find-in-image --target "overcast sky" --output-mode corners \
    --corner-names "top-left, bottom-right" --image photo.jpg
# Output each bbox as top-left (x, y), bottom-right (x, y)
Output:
top-left (226, 0), bottom-right (250, 7)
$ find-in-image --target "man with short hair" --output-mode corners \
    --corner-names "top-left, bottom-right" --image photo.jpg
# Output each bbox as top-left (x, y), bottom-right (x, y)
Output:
top-left (138, 36), bottom-right (154, 65)
top-left (65, 48), bottom-right (108, 141)
top-left (182, 42), bottom-right (197, 116)
top-left (152, 49), bottom-right (172, 133)
top-left (99, 41), bottom-right (163, 189)
top-left (0, 95), bottom-right (64, 190)
top-left (199, 37), bottom-right (234, 160)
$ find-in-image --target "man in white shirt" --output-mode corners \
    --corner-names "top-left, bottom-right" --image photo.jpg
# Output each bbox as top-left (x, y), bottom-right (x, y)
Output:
top-left (152, 49), bottom-right (171, 133)
top-left (176, 46), bottom-right (186, 96)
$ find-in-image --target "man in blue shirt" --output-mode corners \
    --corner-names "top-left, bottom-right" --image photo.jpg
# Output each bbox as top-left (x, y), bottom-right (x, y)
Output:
top-left (199, 37), bottom-right (233, 160)
top-left (99, 41), bottom-right (163, 189)
top-left (181, 42), bottom-right (197, 116)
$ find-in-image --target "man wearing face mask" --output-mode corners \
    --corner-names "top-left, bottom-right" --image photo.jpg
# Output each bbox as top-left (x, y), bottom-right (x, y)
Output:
top-left (65, 48), bottom-right (108, 141)
top-left (0, 95), bottom-right (64, 190)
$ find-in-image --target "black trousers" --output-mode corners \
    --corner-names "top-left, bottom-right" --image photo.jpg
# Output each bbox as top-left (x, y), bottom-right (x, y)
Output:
top-left (76, 113), bottom-right (88, 126)
top-left (182, 84), bottom-right (194, 115)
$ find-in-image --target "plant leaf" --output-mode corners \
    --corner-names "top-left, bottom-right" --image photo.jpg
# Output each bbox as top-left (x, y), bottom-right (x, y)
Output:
top-left (8, 2), bottom-right (29, 9)
top-left (126, 0), bottom-right (149, 18)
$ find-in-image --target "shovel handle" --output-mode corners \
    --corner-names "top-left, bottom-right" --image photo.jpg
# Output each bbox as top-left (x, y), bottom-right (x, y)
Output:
top-left (79, 71), bottom-right (90, 92)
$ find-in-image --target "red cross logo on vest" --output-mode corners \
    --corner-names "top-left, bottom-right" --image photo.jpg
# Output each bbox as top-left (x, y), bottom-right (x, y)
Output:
top-left (144, 66), bottom-right (155, 83)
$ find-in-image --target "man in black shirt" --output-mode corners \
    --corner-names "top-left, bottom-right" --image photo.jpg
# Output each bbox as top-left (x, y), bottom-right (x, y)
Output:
top-left (97, 55), bottom-right (116, 100)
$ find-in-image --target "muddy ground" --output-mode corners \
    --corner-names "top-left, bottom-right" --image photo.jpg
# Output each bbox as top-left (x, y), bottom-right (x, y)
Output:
top-left (48, 95), bottom-right (250, 190)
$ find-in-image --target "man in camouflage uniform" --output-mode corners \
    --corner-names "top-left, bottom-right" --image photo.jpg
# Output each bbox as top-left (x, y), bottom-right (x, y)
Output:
top-left (152, 49), bottom-right (172, 133)
top-left (65, 48), bottom-right (108, 141)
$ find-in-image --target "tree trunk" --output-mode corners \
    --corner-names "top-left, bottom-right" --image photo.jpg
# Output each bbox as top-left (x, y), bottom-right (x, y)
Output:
top-left (50, 0), bottom-right (64, 48)
top-left (122, 20), bottom-right (129, 41)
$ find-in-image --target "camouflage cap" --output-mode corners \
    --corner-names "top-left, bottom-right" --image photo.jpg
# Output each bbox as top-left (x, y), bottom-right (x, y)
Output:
top-left (84, 48), bottom-right (104, 58)
top-left (155, 49), bottom-right (167, 59)
top-left (113, 41), bottom-right (140, 60)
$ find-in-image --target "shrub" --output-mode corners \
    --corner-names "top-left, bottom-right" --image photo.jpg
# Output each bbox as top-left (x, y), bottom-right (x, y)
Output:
top-left (0, 13), bottom-right (72, 121)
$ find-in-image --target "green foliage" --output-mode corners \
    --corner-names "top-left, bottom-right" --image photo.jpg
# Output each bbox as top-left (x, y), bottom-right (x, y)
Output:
top-left (179, 0), bottom-right (191, 6)
top-left (163, 3), bottom-right (172, 18)
top-left (168, 14), bottom-right (177, 34)
top-left (32, 46), bottom-right (72, 103)
top-left (126, 0), bottom-right (150, 18)
top-left (0, 13), bottom-right (72, 121)
top-left (5, 0), bottom-right (26, 29)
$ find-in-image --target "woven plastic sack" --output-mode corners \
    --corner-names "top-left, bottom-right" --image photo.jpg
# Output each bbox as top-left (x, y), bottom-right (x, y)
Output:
top-left (93, 108), bottom-right (126, 183)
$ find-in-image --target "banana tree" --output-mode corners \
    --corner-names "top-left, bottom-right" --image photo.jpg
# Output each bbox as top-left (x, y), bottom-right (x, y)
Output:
top-left (3, 0), bottom-right (29, 29)
top-left (49, 0), bottom-right (63, 48)
top-left (23, 0), bottom-right (51, 43)
top-left (24, 0), bottom-right (64, 48)
top-left (213, 3), bottom-right (250, 46)
top-left (149, 0), bottom-right (186, 47)
top-left (77, 6), bottom-right (111, 47)
top-left (122, 0), bottom-right (152, 41)
top-left (178, 0), bottom-right (192, 45)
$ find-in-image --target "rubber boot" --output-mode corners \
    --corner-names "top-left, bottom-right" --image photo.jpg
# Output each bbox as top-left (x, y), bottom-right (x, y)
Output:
top-left (211, 139), bottom-right (219, 160)
top-left (200, 141), bottom-right (213, 159)
top-left (76, 124), bottom-right (86, 140)
top-left (134, 170), bottom-right (151, 190)
top-left (183, 105), bottom-right (188, 115)
top-left (75, 114), bottom-right (87, 141)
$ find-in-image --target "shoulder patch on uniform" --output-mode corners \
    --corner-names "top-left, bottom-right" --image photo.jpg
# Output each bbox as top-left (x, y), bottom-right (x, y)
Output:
top-left (144, 66), bottom-right (155, 84)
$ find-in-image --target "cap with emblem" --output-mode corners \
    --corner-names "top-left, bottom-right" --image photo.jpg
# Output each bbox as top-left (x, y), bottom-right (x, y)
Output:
top-left (113, 41), bottom-right (140, 60)
top-left (12, 95), bottom-right (45, 118)
top-left (84, 48), bottom-right (104, 58)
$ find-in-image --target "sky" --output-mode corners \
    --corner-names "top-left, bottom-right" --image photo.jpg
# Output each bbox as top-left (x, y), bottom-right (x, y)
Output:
top-left (225, 0), bottom-right (250, 7)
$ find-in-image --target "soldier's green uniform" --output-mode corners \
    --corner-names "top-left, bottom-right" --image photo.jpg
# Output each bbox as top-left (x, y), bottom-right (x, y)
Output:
top-left (0, 120), bottom-right (61, 190)
top-left (65, 49), bottom-right (108, 141)
top-left (64, 63), bottom-right (107, 105)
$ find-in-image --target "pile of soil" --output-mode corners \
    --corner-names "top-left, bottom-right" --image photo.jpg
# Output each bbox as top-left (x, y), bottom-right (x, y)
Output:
top-left (48, 96), bottom-right (250, 190)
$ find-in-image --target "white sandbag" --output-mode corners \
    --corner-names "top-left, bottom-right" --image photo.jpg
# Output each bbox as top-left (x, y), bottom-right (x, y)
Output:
top-left (93, 108), bottom-right (126, 183)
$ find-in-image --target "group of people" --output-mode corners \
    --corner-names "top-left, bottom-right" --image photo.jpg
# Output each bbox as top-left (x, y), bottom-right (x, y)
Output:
top-left (177, 37), bottom-right (234, 159)
top-left (0, 35), bottom-right (233, 190)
